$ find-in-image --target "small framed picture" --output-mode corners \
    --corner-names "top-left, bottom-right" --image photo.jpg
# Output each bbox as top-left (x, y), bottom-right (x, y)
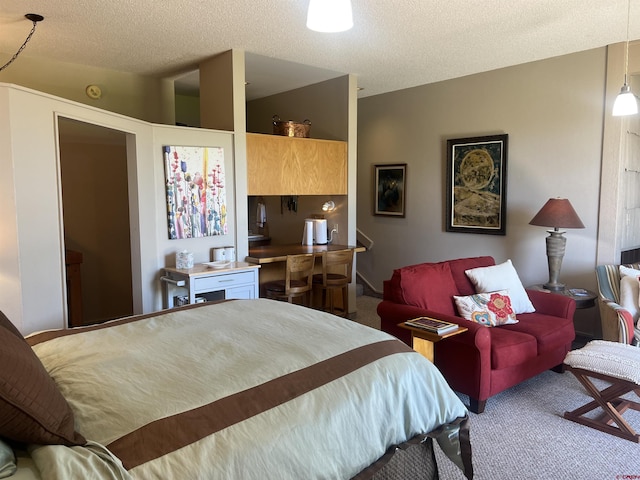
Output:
top-left (374, 164), bottom-right (406, 217)
top-left (445, 134), bottom-right (508, 235)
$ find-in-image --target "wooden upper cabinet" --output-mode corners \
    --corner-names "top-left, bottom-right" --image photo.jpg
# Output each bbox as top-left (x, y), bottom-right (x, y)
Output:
top-left (246, 133), bottom-right (347, 195)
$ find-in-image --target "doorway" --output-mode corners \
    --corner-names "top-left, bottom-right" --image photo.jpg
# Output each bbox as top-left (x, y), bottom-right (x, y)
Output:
top-left (58, 117), bottom-right (134, 326)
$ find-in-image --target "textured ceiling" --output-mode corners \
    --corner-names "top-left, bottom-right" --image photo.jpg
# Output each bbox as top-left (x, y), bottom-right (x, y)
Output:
top-left (0, 0), bottom-right (638, 100)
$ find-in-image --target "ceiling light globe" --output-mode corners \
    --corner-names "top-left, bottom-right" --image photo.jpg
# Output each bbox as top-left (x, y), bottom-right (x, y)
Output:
top-left (612, 85), bottom-right (639, 116)
top-left (307, 0), bottom-right (353, 33)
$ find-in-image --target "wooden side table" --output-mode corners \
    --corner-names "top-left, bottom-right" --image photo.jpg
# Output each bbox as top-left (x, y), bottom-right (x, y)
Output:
top-left (398, 322), bottom-right (468, 362)
top-left (528, 285), bottom-right (597, 309)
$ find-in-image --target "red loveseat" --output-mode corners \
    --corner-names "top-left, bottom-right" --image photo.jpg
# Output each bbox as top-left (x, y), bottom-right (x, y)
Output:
top-left (377, 256), bottom-right (576, 413)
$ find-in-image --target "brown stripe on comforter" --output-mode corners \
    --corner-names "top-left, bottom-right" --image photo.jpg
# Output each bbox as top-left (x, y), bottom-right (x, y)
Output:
top-left (107, 339), bottom-right (413, 470)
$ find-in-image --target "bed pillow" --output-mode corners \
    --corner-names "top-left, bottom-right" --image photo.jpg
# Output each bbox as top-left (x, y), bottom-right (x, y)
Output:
top-left (398, 262), bottom-right (458, 316)
top-left (620, 265), bottom-right (640, 279)
top-left (454, 290), bottom-right (518, 326)
top-left (464, 259), bottom-right (535, 314)
top-left (0, 322), bottom-right (86, 446)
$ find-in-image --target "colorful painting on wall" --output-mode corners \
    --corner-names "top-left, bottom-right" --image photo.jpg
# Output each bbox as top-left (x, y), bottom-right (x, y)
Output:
top-left (163, 145), bottom-right (228, 239)
top-left (445, 134), bottom-right (508, 235)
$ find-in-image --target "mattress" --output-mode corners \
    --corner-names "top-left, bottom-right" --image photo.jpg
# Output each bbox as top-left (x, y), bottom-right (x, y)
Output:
top-left (21, 299), bottom-right (471, 479)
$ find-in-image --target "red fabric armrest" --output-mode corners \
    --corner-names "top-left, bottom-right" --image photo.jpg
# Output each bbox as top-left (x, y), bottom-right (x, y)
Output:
top-left (526, 289), bottom-right (576, 320)
top-left (377, 301), bottom-right (490, 351)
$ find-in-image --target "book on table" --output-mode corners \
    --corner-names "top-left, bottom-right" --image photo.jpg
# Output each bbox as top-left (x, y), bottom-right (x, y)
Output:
top-left (405, 317), bottom-right (459, 335)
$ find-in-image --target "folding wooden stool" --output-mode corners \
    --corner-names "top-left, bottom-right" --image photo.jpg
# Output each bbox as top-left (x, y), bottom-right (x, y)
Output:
top-left (563, 340), bottom-right (640, 443)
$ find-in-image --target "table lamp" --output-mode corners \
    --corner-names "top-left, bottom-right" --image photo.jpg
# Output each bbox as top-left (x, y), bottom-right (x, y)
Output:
top-left (529, 198), bottom-right (584, 291)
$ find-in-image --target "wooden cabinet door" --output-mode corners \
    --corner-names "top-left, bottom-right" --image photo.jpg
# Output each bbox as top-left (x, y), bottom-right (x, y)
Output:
top-left (246, 133), bottom-right (347, 195)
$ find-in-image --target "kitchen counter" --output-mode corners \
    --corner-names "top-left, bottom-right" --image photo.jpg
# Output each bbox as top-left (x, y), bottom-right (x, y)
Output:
top-left (246, 244), bottom-right (365, 264)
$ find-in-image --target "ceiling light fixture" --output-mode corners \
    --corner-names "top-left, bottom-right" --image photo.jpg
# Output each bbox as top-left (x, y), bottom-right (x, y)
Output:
top-left (306, 0), bottom-right (353, 33)
top-left (612, 0), bottom-right (638, 116)
top-left (0, 14), bottom-right (44, 73)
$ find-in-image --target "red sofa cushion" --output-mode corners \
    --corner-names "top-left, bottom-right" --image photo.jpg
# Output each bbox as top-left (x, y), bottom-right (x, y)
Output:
top-left (398, 262), bottom-right (458, 316)
top-left (446, 256), bottom-right (495, 295)
top-left (489, 328), bottom-right (538, 370)
top-left (384, 256), bottom-right (495, 312)
top-left (501, 313), bottom-right (575, 355)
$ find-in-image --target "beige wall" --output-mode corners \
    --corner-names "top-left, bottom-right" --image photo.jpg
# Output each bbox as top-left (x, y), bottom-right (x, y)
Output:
top-left (357, 48), bottom-right (607, 336)
top-left (246, 76), bottom-right (350, 141)
top-left (245, 76), bottom-right (352, 246)
top-left (2, 46), bottom-right (624, 335)
top-left (598, 41), bottom-right (640, 265)
top-left (247, 195), bottom-right (347, 245)
top-left (0, 83), bottom-right (237, 334)
top-left (176, 94), bottom-right (200, 127)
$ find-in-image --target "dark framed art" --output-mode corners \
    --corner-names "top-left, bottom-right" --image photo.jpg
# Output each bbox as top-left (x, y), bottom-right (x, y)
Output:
top-left (445, 134), bottom-right (508, 235)
top-left (374, 163), bottom-right (406, 217)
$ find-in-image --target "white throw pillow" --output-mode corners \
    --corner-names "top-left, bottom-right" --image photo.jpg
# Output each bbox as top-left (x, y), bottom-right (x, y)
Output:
top-left (620, 265), bottom-right (640, 279)
top-left (619, 266), bottom-right (640, 323)
top-left (465, 259), bottom-right (535, 314)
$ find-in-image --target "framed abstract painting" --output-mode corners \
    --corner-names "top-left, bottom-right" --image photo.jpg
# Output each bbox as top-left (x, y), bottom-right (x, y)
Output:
top-left (163, 145), bottom-right (228, 239)
top-left (374, 164), bottom-right (406, 217)
top-left (445, 134), bottom-right (508, 235)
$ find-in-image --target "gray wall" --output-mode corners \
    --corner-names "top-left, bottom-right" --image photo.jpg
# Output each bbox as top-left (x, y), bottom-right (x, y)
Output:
top-left (357, 48), bottom-right (607, 336)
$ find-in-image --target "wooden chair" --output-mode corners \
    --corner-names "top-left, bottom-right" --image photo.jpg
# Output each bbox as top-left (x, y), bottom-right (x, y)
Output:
top-left (264, 254), bottom-right (315, 306)
top-left (312, 249), bottom-right (353, 316)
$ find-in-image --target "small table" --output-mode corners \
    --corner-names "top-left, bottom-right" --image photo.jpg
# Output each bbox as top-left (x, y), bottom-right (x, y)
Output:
top-left (161, 262), bottom-right (260, 308)
top-left (398, 322), bottom-right (468, 362)
top-left (528, 285), bottom-right (597, 309)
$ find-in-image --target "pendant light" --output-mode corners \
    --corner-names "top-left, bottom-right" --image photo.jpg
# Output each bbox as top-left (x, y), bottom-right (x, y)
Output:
top-left (0, 14), bottom-right (44, 73)
top-left (306, 0), bottom-right (353, 33)
top-left (612, 0), bottom-right (638, 116)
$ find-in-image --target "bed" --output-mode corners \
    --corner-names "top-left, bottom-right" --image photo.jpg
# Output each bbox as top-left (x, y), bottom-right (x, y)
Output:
top-left (1, 298), bottom-right (472, 479)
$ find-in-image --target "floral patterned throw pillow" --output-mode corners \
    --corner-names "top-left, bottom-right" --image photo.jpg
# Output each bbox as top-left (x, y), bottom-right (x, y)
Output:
top-left (453, 290), bottom-right (518, 326)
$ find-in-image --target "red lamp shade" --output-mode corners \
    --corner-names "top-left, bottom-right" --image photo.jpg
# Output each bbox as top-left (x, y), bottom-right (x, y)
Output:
top-left (529, 198), bottom-right (584, 229)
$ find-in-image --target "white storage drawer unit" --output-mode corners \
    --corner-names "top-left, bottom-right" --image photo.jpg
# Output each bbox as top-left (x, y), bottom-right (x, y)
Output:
top-left (161, 262), bottom-right (260, 308)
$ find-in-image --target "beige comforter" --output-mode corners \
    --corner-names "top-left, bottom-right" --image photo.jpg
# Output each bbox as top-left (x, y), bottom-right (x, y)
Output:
top-left (27, 299), bottom-right (470, 479)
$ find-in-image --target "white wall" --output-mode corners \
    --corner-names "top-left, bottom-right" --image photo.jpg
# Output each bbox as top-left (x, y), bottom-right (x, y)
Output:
top-left (0, 83), bottom-right (236, 334)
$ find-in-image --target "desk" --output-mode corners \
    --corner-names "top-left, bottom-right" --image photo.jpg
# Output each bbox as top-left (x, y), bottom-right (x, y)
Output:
top-left (246, 244), bottom-right (365, 264)
top-left (161, 262), bottom-right (260, 308)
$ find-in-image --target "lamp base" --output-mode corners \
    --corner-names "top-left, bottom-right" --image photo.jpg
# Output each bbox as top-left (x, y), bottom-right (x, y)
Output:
top-left (543, 281), bottom-right (565, 292)
top-left (544, 230), bottom-right (567, 293)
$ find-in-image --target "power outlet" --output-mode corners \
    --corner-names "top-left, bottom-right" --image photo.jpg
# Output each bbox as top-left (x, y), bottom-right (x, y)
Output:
top-left (333, 223), bottom-right (339, 234)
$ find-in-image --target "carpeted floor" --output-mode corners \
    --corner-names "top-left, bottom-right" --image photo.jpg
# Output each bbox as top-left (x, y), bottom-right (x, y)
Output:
top-left (354, 294), bottom-right (382, 330)
top-left (353, 295), bottom-right (640, 479)
top-left (434, 370), bottom-right (640, 479)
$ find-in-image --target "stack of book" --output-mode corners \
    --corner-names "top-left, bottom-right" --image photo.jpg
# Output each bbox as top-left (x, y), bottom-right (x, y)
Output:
top-left (404, 317), bottom-right (459, 335)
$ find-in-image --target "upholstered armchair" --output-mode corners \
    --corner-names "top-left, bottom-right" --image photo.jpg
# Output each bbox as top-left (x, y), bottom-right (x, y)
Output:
top-left (595, 263), bottom-right (640, 344)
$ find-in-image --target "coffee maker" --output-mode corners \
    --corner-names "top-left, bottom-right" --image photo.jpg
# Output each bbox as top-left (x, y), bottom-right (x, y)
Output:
top-left (302, 218), bottom-right (328, 245)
